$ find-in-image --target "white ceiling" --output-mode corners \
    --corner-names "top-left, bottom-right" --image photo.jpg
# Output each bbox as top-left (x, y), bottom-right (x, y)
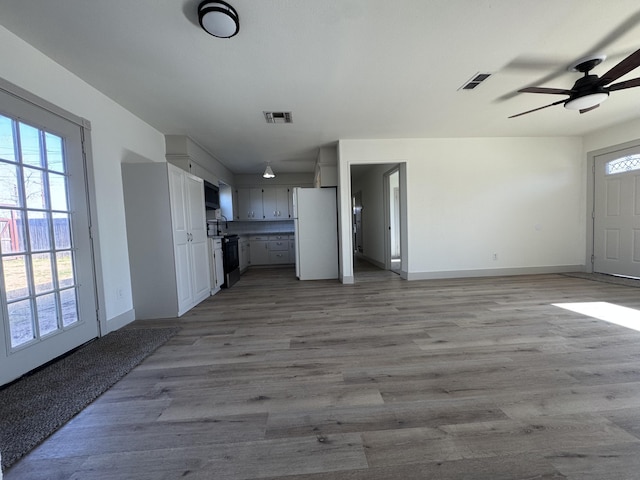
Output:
top-left (2, 0), bottom-right (640, 175)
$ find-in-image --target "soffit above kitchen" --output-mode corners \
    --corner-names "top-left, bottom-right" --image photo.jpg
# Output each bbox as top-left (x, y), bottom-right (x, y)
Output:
top-left (2, 0), bottom-right (640, 175)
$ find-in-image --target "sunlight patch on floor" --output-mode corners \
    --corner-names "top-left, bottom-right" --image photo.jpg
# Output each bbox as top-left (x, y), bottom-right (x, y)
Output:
top-left (553, 302), bottom-right (640, 332)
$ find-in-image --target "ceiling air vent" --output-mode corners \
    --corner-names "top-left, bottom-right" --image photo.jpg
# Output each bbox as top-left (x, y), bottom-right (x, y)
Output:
top-left (459, 73), bottom-right (492, 90)
top-left (264, 111), bottom-right (293, 124)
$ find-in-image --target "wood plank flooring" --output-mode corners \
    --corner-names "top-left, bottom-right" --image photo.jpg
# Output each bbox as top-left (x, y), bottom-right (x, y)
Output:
top-left (6, 264), bottom-right (640, 479)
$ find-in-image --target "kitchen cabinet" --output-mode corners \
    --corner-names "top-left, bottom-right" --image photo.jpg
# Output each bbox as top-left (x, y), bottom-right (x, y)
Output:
top-left (268, 235), bottom-right (289, 264)
top-left (210, 237), bottom-right (224, 294)
top-left (236, 188), bottom-right (264, 220)
top-left (263, 187), bottom-right (291, 219)
top-left (239, 236), bottom-right (250, 273)
top-left (122, 162), bottom-right (210, 319)
top-left (249, 234), bottom-right (294, 266)
top-left (233, 186), bottom-right (299, 221)
top-left (250, 235), bottom-right (270, 265)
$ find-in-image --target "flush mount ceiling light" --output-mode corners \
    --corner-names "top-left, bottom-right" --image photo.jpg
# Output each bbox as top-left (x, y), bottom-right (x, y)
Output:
top-left (198, 1), bottom-right (239, 38)
top-left (263, 163), bottom-right (275, 179)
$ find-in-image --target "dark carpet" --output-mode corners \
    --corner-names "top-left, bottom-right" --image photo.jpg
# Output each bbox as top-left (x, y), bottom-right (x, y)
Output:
top-left (0, 326), bottom-right (179, 471)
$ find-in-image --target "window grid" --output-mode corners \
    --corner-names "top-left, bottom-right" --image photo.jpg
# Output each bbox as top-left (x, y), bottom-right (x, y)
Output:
top-left (0, 114), bottom-right (79, 348)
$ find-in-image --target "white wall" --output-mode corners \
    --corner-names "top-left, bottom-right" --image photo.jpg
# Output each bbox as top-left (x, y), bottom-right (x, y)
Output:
top-left (338, 137), bottom-right (586, 281)
top-left (0, 26), bottom-right (166, 331)
top-left (583, 118), bottom-right (640, 154)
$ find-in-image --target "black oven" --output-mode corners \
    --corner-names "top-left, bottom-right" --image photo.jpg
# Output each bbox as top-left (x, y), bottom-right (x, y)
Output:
top-left (222, 235), bottom-right (240, 288)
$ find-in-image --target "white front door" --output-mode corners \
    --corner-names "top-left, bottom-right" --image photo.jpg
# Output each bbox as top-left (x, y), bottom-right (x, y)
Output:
top-left (593, 146), bottom-right (640, 278)
top-left (0, 90), bottom-right (98, 385)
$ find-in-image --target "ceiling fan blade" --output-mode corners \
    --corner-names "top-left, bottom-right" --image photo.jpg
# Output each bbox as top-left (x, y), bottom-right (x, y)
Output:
top-left (608, 77), bottom-right (640, 91)
top-left (597, 47), bottom-right (640, 86)
top-left (579, 104), bottom-right (600, 114)
top-left (508, 99), bottom-right (565, 119)
top-left (519, 87), bottom-right (573, 95)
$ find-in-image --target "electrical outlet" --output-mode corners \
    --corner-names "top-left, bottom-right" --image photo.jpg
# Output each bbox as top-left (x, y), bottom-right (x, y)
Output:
top-left (493, 253), bottom-right (498, 261)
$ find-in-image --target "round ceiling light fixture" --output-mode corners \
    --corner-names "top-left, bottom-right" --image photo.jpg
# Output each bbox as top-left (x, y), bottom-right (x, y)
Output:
top-left (198, 1), bottom-right (239, 38)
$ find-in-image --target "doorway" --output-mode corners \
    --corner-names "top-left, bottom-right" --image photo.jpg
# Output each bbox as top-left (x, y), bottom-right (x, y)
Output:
top-left (352, 190), bottom-right (363, 256)
top-left (593, 145), bottom-right (640, 278)
top-left (349, 163), bottom-right (404, 279)
top-left (0, 87), bottom-right (99, 385)
top-left (384, 167), bottom-right (401, 274)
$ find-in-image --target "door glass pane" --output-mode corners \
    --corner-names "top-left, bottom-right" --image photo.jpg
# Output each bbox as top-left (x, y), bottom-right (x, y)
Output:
top-left (606, 154), bottom-right (640, 175)
top-left (60, 288), bottom-right (78, 327)
top-left (33, 252), bottom-right (54, 294)
top-left (28, 211), bottom-right (51, 252)
top-left (45, 132), bottom-right (64, 173)
top-left (24, 166), bottom-right (46, 210)
top-left (8, 299), bottom-right (34, 347)
top-left (2, 112), bottom-right (85, 356)
top-left (0, 208), bottom-right (26, 254)
top-left (19, 122), bottom-right (43, 167)
top-left (53, 214), bottom-right (71, 249)
top-left (0, 161), bottom-right (20, 206)
top-left (2, 254), bottom-right (28, 301)
top-left (37, 293), bottom-right (59, 336)
top-left (0, 116), bottom-right (16, 162)
top-left (49, 172), bottom-right (68, 211)
top-left (56, 251), bottom-right (74, 288)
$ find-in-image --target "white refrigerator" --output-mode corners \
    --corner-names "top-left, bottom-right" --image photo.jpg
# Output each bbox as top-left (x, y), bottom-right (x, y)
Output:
top-left (293, 187), bottom-right (339, 280)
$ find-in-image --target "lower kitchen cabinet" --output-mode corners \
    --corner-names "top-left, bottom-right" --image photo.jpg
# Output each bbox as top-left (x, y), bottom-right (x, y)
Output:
top-left (250, 236), bottom-right (270, 265)
top-left (209, 237), bottom-right (224, 294)
top-left (239, 236), bottom-right (250, 273)
top-left (249, 234), bottom-right (294, 266)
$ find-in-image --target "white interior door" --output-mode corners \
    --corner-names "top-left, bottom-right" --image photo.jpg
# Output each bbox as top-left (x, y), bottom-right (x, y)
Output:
top-left (593, 146), bottom-right (640, 278)
top-left (0, 89), bottom-right (98, 385)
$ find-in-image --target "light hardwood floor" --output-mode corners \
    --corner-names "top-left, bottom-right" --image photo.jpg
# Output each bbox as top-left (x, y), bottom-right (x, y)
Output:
top-left (6, 264), bottom-right (640, 479)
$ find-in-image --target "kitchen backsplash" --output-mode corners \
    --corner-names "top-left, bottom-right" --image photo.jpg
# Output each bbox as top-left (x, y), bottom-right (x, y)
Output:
top-left (208, 220), bottom-right (294, 236)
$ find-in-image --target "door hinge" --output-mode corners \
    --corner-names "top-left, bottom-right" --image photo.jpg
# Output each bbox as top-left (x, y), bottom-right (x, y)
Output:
top-left (591, 254), bottom-right (595, 264)
top-left (591, 210), bottom-right (595, 219)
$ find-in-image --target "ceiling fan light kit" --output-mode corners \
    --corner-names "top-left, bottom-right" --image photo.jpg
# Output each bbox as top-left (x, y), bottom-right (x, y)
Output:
top-left (510, 48), bottom-right (640, 118)
top-left (198, 1), bottom-right (239, 38)
top-left (564, 92), bottom-right (609, 110)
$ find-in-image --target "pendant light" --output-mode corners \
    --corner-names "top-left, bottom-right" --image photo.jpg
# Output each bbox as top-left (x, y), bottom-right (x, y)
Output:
top-left (198, 1), bottom-right (239, 38)
top-left (263, 163), bottom-right (275, 179)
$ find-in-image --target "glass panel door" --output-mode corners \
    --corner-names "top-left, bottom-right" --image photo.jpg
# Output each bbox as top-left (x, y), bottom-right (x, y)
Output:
top-left (0, 116), bottom-right (80, 348)
top-left (0, 89), bottom-right (98, 385)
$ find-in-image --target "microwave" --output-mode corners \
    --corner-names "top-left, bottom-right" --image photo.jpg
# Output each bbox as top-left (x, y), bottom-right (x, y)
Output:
top-left (203, 181), bottom-right (220, 210)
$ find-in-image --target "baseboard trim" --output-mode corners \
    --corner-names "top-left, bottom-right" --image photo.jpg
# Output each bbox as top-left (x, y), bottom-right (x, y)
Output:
top-left (103, 308), bottom-right (136, 335)
top-left (406, 265), bottom-right (586, 281)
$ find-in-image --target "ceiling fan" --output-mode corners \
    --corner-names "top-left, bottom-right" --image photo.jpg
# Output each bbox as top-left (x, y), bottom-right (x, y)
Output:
top-left (509, 47), bottom-right (640, 118)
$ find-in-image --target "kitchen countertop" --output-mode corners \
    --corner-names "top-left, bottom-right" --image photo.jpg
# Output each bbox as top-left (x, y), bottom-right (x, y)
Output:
top-left (208, 232), bottom-right (294, 238)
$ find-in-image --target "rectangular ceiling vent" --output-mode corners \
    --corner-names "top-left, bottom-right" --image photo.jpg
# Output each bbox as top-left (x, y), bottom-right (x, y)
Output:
top-left (264, 111), bottom-right (293, 124)
top-left (459, 73), bottom-right (492, 91)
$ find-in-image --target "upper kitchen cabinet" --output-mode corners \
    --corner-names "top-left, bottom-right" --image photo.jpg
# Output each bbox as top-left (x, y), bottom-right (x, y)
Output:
top-left (263, 187), bottom-right (291, 219)
top-left (122, 162), bottom-right (210, 319)
top-left (165, 135), bottom-right (234, 188)
top-left (236, 187), bottom-right (264, 220)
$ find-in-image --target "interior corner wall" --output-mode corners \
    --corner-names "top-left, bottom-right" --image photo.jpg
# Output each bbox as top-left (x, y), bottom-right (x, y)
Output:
top-left (0, 26), bottom-right (167, 331)
top-left (339, 136), bottom-right (585, 280)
